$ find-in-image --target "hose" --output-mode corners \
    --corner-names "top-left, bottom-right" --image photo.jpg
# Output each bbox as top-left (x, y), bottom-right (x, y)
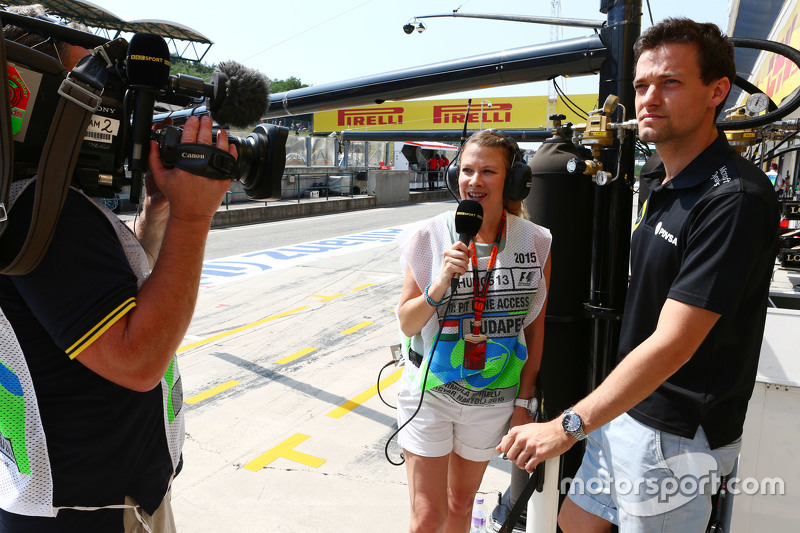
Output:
top-left (719, 38), bottom-right (800, 130)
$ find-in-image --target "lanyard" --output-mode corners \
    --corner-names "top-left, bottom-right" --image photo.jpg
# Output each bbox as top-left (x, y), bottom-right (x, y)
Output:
top-left (468, 211), bottom-right (506, 336)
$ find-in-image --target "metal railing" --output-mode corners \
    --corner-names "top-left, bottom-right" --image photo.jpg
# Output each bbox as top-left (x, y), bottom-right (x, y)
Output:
top-left (411, 170), bottom-right (445, 190)
top-left (282, 171), bottom-right (357, 203)
top-left (221, 191), bottom-right (268, 209)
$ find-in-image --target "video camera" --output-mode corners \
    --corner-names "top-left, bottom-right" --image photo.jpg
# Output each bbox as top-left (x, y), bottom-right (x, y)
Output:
top-left (3, 11), bottom-right (287, 203)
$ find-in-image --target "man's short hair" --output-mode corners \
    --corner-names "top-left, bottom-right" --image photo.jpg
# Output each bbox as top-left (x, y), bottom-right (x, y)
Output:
top-left (634, 17), bottom-right (735, 118)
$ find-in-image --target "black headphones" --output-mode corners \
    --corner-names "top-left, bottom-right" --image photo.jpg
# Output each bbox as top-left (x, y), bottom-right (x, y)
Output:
top-left (446, 130), bottom-right (532, 202)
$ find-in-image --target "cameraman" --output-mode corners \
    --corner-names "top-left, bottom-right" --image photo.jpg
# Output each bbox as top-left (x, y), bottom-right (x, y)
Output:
top-left (1, 7), bottom-right (236, 532)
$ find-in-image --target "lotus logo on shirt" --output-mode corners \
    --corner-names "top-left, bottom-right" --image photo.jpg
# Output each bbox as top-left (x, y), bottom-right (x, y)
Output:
top-left (655, 221), bottom-right (678, 246)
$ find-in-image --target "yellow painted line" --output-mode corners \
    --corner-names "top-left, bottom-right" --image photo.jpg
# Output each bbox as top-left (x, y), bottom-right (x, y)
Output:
top-left (351, 284), bottom-right (373, 291)
top-left (244, 433), bottom-right (326, 471)
top-left (177, 307), bottom-right (309, 353)
top-left (184, 380), bottom-right (240, 405)
top-left (310, 293), bottom-right (343, 303)
top-left (341, 321), bottom-right (372, 335)
top-left (327, 367), bottom-right (403, 419)
top-left (276, 347), bottom-right (316, 365)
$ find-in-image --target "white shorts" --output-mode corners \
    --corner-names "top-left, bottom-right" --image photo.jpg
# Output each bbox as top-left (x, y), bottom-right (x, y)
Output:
top-left (396, 370), bottom-right (514, 462)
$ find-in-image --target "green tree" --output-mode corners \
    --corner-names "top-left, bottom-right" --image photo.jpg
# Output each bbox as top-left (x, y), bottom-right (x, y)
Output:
top-left (169, 56), bottom-right (216, 81)
top-left (270, 76), bottom-right (308, 92)
top-left (169, 59), bottom-right (310, 93)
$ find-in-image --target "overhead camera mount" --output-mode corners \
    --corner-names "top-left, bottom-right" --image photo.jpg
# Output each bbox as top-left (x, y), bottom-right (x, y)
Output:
top-left (402, 19), bottom-right (426, 34)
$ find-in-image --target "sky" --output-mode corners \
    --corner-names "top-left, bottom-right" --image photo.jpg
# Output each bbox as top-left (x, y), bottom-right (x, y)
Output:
top-left (86, 0), bottom-right (734, 102)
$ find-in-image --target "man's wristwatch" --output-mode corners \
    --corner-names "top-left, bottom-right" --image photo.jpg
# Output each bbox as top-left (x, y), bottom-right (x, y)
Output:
top-left (514, 397), bottom-right (538, 418)
top-left (561, 407), bottom-right (587, 441)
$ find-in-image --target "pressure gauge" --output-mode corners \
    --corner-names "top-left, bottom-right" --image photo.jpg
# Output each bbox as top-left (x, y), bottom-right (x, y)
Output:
top-left (567, 158), bottom-right (586, 174)
top-left (745, 93), bottom-right (769, 114)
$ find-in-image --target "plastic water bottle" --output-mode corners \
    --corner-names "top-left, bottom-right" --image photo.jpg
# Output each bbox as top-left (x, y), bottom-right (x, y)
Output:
top-left (470, 495), bottom-right (488, 533)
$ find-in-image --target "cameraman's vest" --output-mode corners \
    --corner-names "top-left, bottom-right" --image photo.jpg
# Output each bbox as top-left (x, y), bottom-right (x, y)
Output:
top-left (0, 179), bottom-right (184, 517)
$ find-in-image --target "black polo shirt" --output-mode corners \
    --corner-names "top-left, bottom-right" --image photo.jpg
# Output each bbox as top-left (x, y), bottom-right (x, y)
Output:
top-left (0, 186), bottom-right (177, 531)
top-left (621, 132), bottom-right (779, 449)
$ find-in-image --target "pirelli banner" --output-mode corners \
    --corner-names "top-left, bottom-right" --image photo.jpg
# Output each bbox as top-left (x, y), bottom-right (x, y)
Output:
top-left (312, 95), bottom-right (599, 134)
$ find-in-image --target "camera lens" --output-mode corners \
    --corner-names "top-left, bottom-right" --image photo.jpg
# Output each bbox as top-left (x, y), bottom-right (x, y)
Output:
top-left (403, 23), bottom-right (415, 35)
top-left (228, 124), bottom-right (289, 200)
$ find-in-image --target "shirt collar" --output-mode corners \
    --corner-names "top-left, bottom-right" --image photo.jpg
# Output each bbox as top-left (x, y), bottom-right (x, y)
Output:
top-left (641, 130), bottom-right (735, 191)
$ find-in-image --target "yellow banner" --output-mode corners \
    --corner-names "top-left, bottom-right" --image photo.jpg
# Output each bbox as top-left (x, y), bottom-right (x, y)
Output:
top-left (749, 0), bottom-right (800, 105)
top-left (312, 95), bottom-right (599, 133)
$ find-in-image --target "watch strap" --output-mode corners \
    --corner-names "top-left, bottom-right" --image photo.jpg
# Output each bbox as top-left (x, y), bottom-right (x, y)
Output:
top-left (562, 407), bottom-right (587, 441)
top-left (514, 397), bottom-right (538, 417)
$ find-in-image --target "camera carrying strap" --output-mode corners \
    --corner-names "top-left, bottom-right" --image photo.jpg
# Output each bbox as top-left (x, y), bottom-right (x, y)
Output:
top-left (163, 142), bottom-right (236, 180)
top-left (0, 44), bottom-right (108, 275)
top-left (157, 125), bottom-right (236, 180)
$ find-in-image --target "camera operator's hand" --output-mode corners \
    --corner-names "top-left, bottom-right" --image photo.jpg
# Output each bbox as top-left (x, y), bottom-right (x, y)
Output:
top-left (77, 115), bottom-right (237, 391)
top-left (142, 117), bottom-right (173, 219)
top-left (147, 115), bottom-right (236, 222)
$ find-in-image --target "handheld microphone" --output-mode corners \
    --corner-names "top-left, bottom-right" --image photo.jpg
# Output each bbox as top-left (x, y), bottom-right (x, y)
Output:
top-left (452, 199), bottom-right (483, 292)
top-left (207, 61), bottom-right (270, 129)
top-left (126, 33), bottom-right (171, 203)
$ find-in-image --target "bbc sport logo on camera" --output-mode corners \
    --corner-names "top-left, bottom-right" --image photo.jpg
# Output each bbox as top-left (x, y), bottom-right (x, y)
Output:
top-left (562, 451), bottom-right (785, 517)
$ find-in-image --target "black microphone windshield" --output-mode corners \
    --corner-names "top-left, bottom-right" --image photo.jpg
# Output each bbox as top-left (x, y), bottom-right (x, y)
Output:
top-left (208, 60), bottom-right (270, 129)
top-left (455, 200), bottom-right (484, 239)
top-left (126, 33), bottom-right (171, 90)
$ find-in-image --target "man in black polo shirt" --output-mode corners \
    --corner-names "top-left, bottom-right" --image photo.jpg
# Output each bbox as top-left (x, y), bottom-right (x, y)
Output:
top-left (497, 18), bottom-right (779, 531)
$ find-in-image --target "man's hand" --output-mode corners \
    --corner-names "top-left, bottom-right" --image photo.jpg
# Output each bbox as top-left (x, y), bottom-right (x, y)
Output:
top-left (141, 117), bottom-right (173, 221)
top-left (147, 115), bottom-right (236, 222)
top-left (497, 418), bottom-right (575, 472)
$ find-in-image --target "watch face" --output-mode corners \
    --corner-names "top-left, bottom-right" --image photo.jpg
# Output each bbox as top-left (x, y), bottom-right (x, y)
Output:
top-left (561, 412), bottom-right (583, 433)
top-left (563, 412), bottom-right (581, 432)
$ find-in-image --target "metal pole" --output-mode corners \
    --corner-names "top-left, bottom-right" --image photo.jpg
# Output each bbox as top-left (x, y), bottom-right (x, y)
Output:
top-left (159, 36), bottom-right (606, 124)
top-left (588, 0), bottom-right (640, 389)
top-left (524, 3), bottom-right (640, 532)
top-left (414, 12), bottom-right (604, 30)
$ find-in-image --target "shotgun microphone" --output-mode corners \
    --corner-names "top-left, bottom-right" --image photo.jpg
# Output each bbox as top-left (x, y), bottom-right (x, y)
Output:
top-left (207, 61), bottom-right (270, 129)
top-left (165, 61), bottom-right (270, 129)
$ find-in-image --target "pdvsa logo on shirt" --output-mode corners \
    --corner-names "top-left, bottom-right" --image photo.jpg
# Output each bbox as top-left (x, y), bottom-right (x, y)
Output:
top-left (654, 221), bottom-right (678, 246)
